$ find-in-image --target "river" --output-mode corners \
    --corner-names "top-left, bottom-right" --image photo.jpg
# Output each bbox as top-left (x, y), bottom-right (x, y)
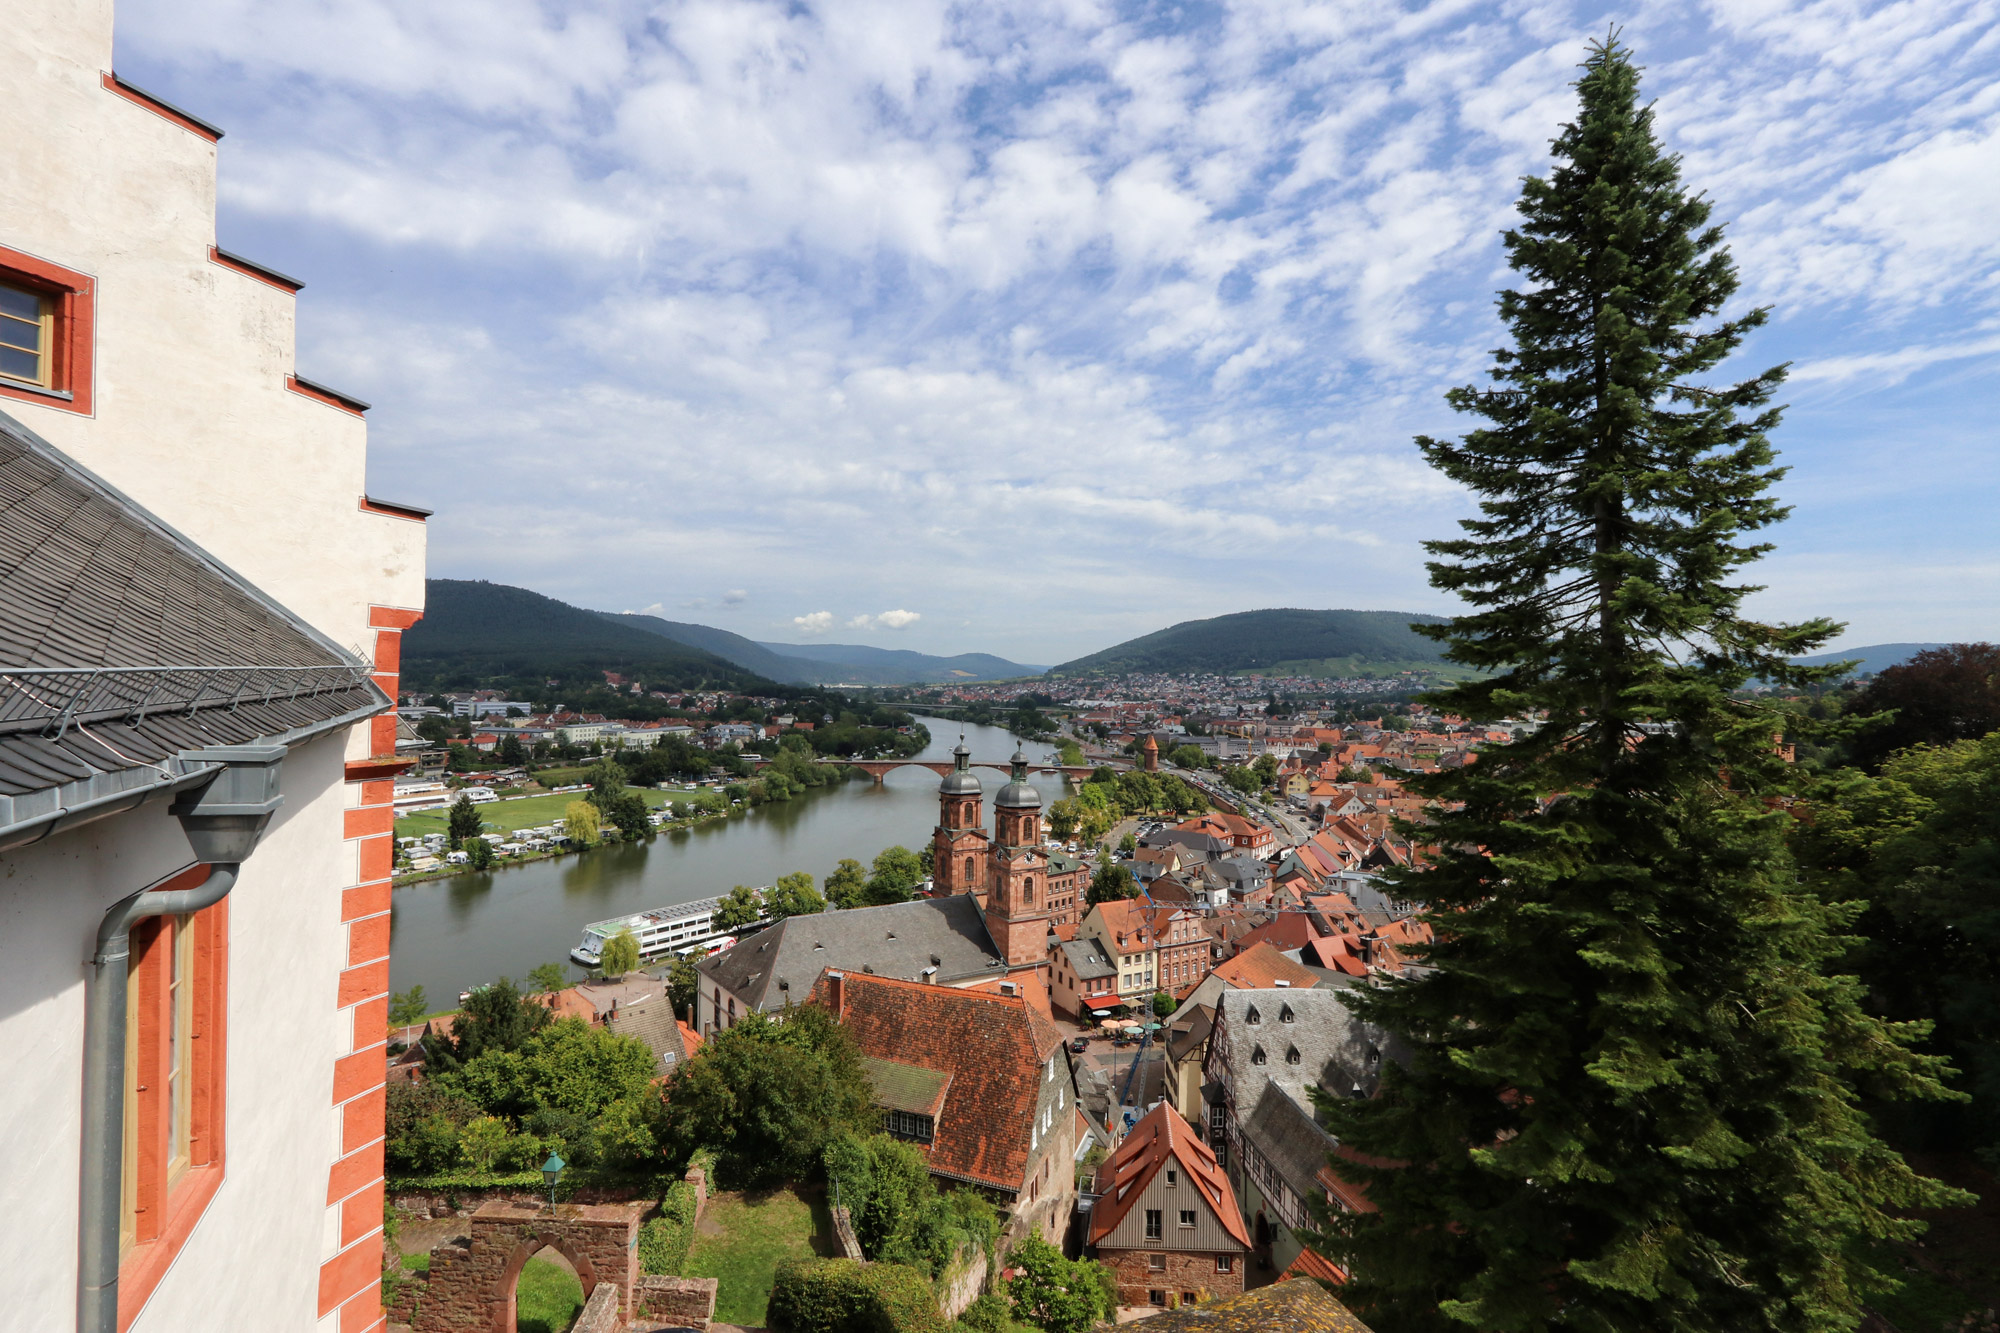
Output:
top-left (387, 717), bottom-right (1072, 1003)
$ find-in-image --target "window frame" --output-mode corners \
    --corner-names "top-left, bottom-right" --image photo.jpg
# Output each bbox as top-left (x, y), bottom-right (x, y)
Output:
top-left (0, 244), bottom-right (95, 415)
top-left (1144, 1208), bottom-right (1163, 1240)
top-left (117, 868), bottom-right (227, 1330)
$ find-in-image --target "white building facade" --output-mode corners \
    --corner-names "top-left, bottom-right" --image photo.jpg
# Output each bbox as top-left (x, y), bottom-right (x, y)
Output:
top-left (0, 6), bottom-right (425, 1332)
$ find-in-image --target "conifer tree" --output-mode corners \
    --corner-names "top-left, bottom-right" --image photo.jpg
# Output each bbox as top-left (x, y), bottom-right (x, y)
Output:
top-left (1308, 37), bottom-right (1965, 1333)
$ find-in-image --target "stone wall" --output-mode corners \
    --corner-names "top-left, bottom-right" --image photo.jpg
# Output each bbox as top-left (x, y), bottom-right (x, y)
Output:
top-left (1097, 1246), bottom-right (1243, 1309)
top-left (391, 1181), bottom-right (650, 1221)
top-left (570, 1282), bottom-right (624, 1333)
top-left (405, 1199), bottom-right (645, 1333)
top-left (829, 1204), bottom-right (864, 1261)
top-left (633, 1275), bottom-right (719, 1332)
top-left (935, 1244), bottom-right (990, 1320)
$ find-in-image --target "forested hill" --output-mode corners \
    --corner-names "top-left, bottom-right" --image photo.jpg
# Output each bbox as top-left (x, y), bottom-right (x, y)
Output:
top-left (607, 613), bottom-right (1044, 685)
top-left (1049, 608), bottom-right (1450, 677)
top-left (403, 580), bottom-right (774, 692)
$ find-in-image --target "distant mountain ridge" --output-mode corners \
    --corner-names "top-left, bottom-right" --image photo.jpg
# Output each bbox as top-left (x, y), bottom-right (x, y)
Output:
top-left (1789, 643), bottom-right (1950, 677)
top-left (1050, 608), bottom-right (1451, 677)
top-left (404, 580), bottom-right (771, 691)
top-left (404, 583), bottom-right (1041, 686)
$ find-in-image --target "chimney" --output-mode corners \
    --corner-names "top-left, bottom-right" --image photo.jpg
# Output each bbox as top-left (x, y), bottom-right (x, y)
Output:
top-left (826, 970), bottom-right (845, 1019)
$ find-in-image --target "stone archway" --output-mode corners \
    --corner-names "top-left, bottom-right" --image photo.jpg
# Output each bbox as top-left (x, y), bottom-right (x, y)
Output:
top-left (490, 1229), bottom-right (598, 1333)
top-left (408, 1200), bottom-right (643, 1333)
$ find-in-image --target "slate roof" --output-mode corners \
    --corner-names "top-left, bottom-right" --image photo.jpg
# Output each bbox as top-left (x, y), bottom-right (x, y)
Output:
top-left (0, 408), bottom-right (385, 833)
top-left (697, 894), bottom-right (1005, 1011)
top-left (812, 971), bottom-right (1064, 1192)
top-left (604, 998), bottom-right (698, 1076)
top-left (1088, 1100), bottom-right (1250, 1248)
top-left (1135, 1277), bottom-right (1374, 1332)
top-left (1058, 936), bottom-right (1116, 980)
top-left (1216, 986), bottom-right (1394, 1116)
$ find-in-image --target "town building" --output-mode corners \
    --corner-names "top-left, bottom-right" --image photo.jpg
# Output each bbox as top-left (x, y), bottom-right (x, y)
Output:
top-left (812, 970), bottom-right (1077, 1244)
top-left (930, 740), bottom-right (990, 899)
top-left (1051, 935), bottom-right (1120, 1020)
top-left (0, 6), bottom-right (425, 1329)
top-left (1202, 988), bottom-right (1396, 1277)
top-left (1087, 1101), bottom-right (1250, 1308)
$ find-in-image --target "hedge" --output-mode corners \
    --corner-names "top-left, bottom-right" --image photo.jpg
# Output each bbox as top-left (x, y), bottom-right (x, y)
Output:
top-left (767, 1257), bottom-right (949, 1333)
top-left (638, 1149), bottom-right (718, 1277)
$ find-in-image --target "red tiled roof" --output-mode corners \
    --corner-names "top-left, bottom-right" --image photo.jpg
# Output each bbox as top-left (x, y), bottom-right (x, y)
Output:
top-left (1209, 942), bottom-right (1321, 991)
top-left (1285, 1245), bottom-right (1350, 1283)
top-left (1236, 912), bottom-right (1322, 955)
top-left (811, 971), bottom-right (1064, 1192)
top-left (1088, 1102), bottom-right (1250, 1248)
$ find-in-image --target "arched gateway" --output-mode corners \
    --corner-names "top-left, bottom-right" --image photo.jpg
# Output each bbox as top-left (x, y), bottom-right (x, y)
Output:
top-left (409, 1199), bottom-right (640, 1333)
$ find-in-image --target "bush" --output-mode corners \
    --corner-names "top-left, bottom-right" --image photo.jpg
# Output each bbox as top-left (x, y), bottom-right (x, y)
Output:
top-left (637, 1149), bottom-right (718, 1277)
top-left (953, 1293), bottom-right (1012, 1333)
top-left (767, 1257), bottom-right (947, 1333)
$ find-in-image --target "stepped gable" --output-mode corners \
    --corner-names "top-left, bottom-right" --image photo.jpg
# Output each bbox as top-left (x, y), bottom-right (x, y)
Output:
top-left (812, 970), bottom-right (1063, 1191)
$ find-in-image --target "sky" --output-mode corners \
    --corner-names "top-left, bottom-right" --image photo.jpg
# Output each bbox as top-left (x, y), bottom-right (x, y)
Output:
top-left (117, 0), bottom-right (2000, 666)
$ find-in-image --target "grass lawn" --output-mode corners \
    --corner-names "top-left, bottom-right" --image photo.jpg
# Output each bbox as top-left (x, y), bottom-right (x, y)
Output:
top-left (515, 1255), bottom-right (584, 1333)
top-left (681, 1185), bottom-right (830, 1326)
top-left (394, 787), bottom-right (674, 840)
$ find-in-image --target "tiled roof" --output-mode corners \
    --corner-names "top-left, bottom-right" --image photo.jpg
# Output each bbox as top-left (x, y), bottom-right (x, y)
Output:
top-left (0, 409), bottom-right (385, 820)
top-left (812, 971), bottom-right (1063, 1192)
top-left (1210, 943), bottom-right (1323, 991)
top-left (699, 894), bottom-right (1005, 1011)
top-left (1236, 912), bottom-right (1321, 955)
top-left (605, 999), bottom-right (697, 1075)
top-left (1088, 1101), bottom-right (1250, 1248)
top-left (1135, 1277), bottom-right (1373, 1331)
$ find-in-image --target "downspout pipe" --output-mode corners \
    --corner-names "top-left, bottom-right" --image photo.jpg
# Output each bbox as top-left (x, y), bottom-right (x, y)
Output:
top-left (77, 745), bottom-right (287, 1333)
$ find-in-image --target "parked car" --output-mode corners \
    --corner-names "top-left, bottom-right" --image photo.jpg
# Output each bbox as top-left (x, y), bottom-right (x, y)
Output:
top-left (1068, 1037), bottom-right (1090, 1053)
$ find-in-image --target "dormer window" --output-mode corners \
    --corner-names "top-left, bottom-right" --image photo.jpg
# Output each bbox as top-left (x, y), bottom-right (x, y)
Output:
top-left (1251, 1045), bottom-right (1266, 1066)
top-left (1245, 1005), bottom-right (1261, 1025)
top-left (1286, 1045), bottom-right (1301, 1065)
top-left (1280, 1004), bottom-right (1295, 1023)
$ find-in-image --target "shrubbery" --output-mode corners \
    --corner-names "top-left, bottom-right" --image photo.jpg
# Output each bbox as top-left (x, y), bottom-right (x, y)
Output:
top-left (823, 1132), bottom-right (998, 1278)
top-left (637, 1149), bottom-right (717, 1277)
top-left (767, 1257), bottom-right (948, 1333)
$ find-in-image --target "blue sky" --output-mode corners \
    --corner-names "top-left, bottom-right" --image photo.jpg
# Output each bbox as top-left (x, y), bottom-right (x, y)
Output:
top-left (119, 0), bottom-right (2000, 664)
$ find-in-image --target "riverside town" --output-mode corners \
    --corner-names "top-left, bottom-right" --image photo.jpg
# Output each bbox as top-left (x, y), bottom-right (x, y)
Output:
top-left (2, 6), bottom-right (1995, 1333)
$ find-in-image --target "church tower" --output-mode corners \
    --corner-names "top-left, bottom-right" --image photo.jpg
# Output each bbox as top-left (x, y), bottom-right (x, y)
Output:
top-left (985, 749), bottom-right (1053, 969)
top-left (932, 740), bottom-right (989, 901)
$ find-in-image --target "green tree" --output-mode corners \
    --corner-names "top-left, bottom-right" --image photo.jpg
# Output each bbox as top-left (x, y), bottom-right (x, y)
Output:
top-left (605, 790), bottom-right (652, 841)
top-left (447, 793), bottom-right (483, 848)
top-left (1150, 990), bottom-right (1175, 1019)
top-left (1168, 743), bottom-right (1207, 770)
top-left (527, 963), bottom-right (568, 996)
top-left (563, 800), bottom-right (601, 845)
top-left (423, 977), bottom-right (548, 1073)
top-left (714, 885), bottom-right (764, 932)
top-left (459, 1115), bottom-right (512, 1173)
top-left (599, 927), bottom-right (641, 980)
top-left (438, 1016), bottom-right (656, 1122)
top-left (389, 985), bottom-right (430, 1028)
top-left (1006, 1233), bottom-right (1114, 1333)
top-left (1046, 799), bottom-right (1080, 843)
top-left (465, 835), bottom-right (495, 871)
top-left (584, 757), bottom-right (628, 805)
top-left (497, 732), bottom-right (527, 766)
top-left (1087, 862), bottom-right (1138, 905)
top-left (653, 1006), bottom-right (875, 1187)
top-left (767, 870), bottom-right (827, 921)
top-left (823, 858), bottom-right (869, 910)
top-left (1844, 643), bottom-right (2000, 772)
top-left (1252, 753), bottom-right (1279, 787)
top-left (865, 845), bottom-right (924, 905)
top-left (666, 952), bottom-right (700, 1020)
top-left (1310, 39), bottom-right (1966, 1333)
top-left (1795, 733), bottom-right (2000, 1162)
top-left (1222, 764), bottom-right (1259, 794)
top-left (1119, 833), bottom-right (1137, 855)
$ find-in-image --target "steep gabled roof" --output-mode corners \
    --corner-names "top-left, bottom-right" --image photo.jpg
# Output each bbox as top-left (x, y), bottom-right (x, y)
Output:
top-left (1210, 942), bottom-right (1322, 991)
top-left (812, 970), bottom-right (1064, 1192)
top-left (1136, 1277), bottom-right (1374, 1331)
top-left (0, 408), bottom-right (385, 838)
top-left (1089, 1101), bottom-right (1250, 1248)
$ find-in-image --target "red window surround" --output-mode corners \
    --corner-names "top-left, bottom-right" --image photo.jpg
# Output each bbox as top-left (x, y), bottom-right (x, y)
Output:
top-left (0, 244), bottom-right (95, 416)
top-left (119, 868), bottom-right (228, 1331)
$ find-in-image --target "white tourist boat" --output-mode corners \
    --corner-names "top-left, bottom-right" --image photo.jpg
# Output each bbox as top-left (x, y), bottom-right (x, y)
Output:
top-left (569, 895), bottom-right (755, 967)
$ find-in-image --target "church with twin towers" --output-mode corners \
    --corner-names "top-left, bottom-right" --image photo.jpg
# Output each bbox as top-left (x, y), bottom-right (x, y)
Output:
top-left (932, 741), bottom-right (1086, 963)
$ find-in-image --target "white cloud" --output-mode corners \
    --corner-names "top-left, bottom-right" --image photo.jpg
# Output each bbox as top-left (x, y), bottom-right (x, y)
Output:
top-left (119, 0), bottom-right (2000, 658)
top-left (849, 609), bottom-right (923, 630)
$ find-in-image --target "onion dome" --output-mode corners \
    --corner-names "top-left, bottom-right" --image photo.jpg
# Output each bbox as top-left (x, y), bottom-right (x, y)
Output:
top-left (939, 739), bottom-right (982, 796)
top-left (995, 748), bottom-right (1042, 809)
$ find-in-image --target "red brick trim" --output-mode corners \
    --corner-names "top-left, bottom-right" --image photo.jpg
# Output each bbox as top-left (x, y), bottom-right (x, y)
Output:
top-left (207, 245), bottom-right (302, 294)
top-left (359, 496), bottom-right (431, 522)
top-left (285, 374), bottom-right (368, 416)
top-left (99, 72), bottom-right (223, 142)
top-left (0, 243), bottom-right (95, 416)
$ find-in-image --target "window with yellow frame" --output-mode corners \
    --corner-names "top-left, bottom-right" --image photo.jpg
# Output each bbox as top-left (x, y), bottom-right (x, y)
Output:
top-left (0, 281), bottom-right (53, 388)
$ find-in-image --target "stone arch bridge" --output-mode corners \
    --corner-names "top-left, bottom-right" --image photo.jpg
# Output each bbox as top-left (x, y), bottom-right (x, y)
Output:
top-left (748, 756), bottom-right (1132, 784)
